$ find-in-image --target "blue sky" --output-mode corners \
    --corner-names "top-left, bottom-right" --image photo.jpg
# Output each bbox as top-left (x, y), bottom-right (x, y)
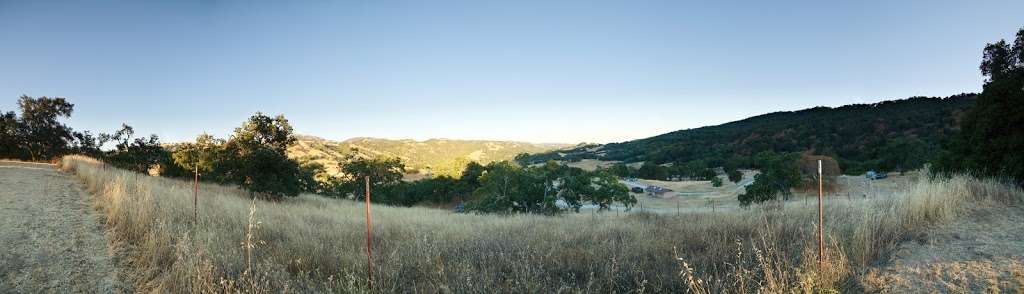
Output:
top-left (1, 1), bottom-right (1021, 144)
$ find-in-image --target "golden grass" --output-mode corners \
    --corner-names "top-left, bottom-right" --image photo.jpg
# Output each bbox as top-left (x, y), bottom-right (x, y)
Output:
top-left (58, 155), bottom-right (1023, 293)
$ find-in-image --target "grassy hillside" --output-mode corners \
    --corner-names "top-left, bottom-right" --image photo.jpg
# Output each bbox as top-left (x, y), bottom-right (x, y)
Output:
top-left (525, 95), bottom-right (976, 174)
top-left (59, 155), bottom-right (1023, 292)
top-left (288, 135), bottom-right (571, 177)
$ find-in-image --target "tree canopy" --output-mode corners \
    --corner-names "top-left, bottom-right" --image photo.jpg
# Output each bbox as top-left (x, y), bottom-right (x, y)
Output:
top-left (340, 153), bottom-right (405, 200)
top-left (3, 96), bottom-right (76, 160)
top-left (936, 27), bottom-right (1024, 184)
top-left (466, 161), bottom-right (635, 214)
top-left (738, 151), bottom-right (801, 206)
top-left (522, 95), bottom-right (975, 175)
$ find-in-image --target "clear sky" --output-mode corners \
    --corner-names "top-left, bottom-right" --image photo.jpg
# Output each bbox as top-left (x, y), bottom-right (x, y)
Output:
top-left (1, 1), bottom-right (1021, 144)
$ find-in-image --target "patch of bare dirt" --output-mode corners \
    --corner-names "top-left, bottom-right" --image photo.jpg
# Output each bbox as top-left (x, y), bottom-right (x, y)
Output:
top-left (862, 204), bottom-right (1024, 293)
top-left (0, 161), bottom-right (123, 293)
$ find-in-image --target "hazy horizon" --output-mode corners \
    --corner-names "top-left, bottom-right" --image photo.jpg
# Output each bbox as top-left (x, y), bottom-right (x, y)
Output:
top-left (2, 1), bottom-right (1021, 144)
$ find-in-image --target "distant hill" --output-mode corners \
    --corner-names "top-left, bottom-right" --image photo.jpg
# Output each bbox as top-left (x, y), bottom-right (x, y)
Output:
top-left (288, 136), bottom-right (572, 177)
top-left (523, 94), bottom-right (976, 174)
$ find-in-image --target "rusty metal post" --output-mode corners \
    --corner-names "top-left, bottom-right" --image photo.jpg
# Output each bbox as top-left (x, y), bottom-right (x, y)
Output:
top-left (817, 160), bottom-right (824, 267)
top-left (364, 176), bottom-right (374, 289)
top-left (193, 165), bottom-right (199, 225)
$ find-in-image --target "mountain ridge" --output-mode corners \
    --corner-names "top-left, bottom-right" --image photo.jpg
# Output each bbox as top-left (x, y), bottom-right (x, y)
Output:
top-left (522, 94), bottom-right (977, 174)
top-left (288, 135), bottom-right (573, 177)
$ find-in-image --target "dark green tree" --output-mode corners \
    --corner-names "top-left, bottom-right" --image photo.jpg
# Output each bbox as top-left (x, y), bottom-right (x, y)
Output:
top-left (297, 161), bottom-right (332, 194)
top-left (466, 161), bottom-right (635, 214)
top-left (726, 168), bottom-right (743, 183)
top-left (222, 113), bottom-right (303, 199)
top-left (70, 130), bottom-right (105, 157)
top-left (738, 175), bottom-right (778, 206)
top-left (457, 161), bottom-right (486, 193)
top-left (638, 161), bottom-right (668, 180)
top-left (469, 161), bottom-right (554, 214)
top-left (583, 170), bottom-right (634, 210)
top-left (606, 163), bottom-right (636, 178)
top-left (0, 110), bottom-right (20, 158)
top-left (341, 154), bottom-right (405, 200)
top-left (228, 112), bottom-right (295, 154)
top-left (403, 176), bottom-right (459, 205)
top-left (738, 151), bottom-right (801, 205)
top-left (513, 152), bottom-right (531, 166)
top-left (878, 137), bottom-right (933, 173)
top-left (233, 147), bottom-right (302, 198)
top-left (936, 27), bottom-right (1024, 184)
top-left (172, 133), bottom-right (228, 178)
top-left (14, 96), bottom-right (75, 160)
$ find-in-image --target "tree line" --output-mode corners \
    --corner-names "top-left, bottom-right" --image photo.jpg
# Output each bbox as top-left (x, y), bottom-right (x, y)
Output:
top-left (522, 95), bottom-right (973, 176)
top-left (300, 154), bottom-right (636, 214)
top-left (2, 97), bottom-right (637, 213)
top-left (0, 98), bottom-right (309, 199)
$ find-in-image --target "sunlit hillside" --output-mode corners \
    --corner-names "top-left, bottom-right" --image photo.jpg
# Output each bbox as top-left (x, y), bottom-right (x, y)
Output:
top-left (288, 135), bottom-right (572, 177)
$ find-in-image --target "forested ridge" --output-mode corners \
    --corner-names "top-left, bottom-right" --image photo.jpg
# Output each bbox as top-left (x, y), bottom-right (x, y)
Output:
top-left (525, 94), bottom-right (976, 174)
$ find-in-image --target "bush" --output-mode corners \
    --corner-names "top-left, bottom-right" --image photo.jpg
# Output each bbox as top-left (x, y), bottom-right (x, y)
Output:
top-left (738, 151), bottom-right (801, 205)
top-left (727, 168), bottom-right (743, 183)
top-left (170, 113), bottom-right (304, 200)
top-left (468, 161), bottom-right (635, 214)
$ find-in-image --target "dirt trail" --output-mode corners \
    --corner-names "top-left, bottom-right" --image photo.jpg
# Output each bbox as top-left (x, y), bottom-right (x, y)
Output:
top-left (0, 161), bottom-right (122, 293)
top-left (863, 204), bottom-right (1024, 293)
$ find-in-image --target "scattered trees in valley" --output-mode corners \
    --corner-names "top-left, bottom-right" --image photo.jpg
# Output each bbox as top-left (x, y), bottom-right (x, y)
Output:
top-left (326, 158), bottom-right (636, 214)
top-left (627, 161), bottom-right (718, 182)
top-left (468, 161), bottom-right (634, 214)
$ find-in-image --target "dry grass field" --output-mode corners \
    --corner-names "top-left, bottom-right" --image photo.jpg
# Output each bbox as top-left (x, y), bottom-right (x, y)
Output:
top-left (624, 170), bottom-right (757, 212)
top-left (564, 159), bottom-right (621, 171)
top-left (57, 155), bottom-right (1024, 293)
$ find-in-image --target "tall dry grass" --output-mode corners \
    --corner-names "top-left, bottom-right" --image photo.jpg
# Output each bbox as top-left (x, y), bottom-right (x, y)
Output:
top-left (58, 155), bottom-right (1023, 293)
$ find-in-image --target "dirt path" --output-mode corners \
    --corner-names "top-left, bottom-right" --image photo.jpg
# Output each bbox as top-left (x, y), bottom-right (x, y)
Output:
top-left (862, 204), bottom-right (1024, 293)
top-left (0, 161), bottom-right (122, 293)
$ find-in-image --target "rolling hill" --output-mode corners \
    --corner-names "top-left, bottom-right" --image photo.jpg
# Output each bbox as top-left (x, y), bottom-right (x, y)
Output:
top-left (288, 135), bottom-right (572, 177)
top-left (523, 94), bottom-right (977, 174)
